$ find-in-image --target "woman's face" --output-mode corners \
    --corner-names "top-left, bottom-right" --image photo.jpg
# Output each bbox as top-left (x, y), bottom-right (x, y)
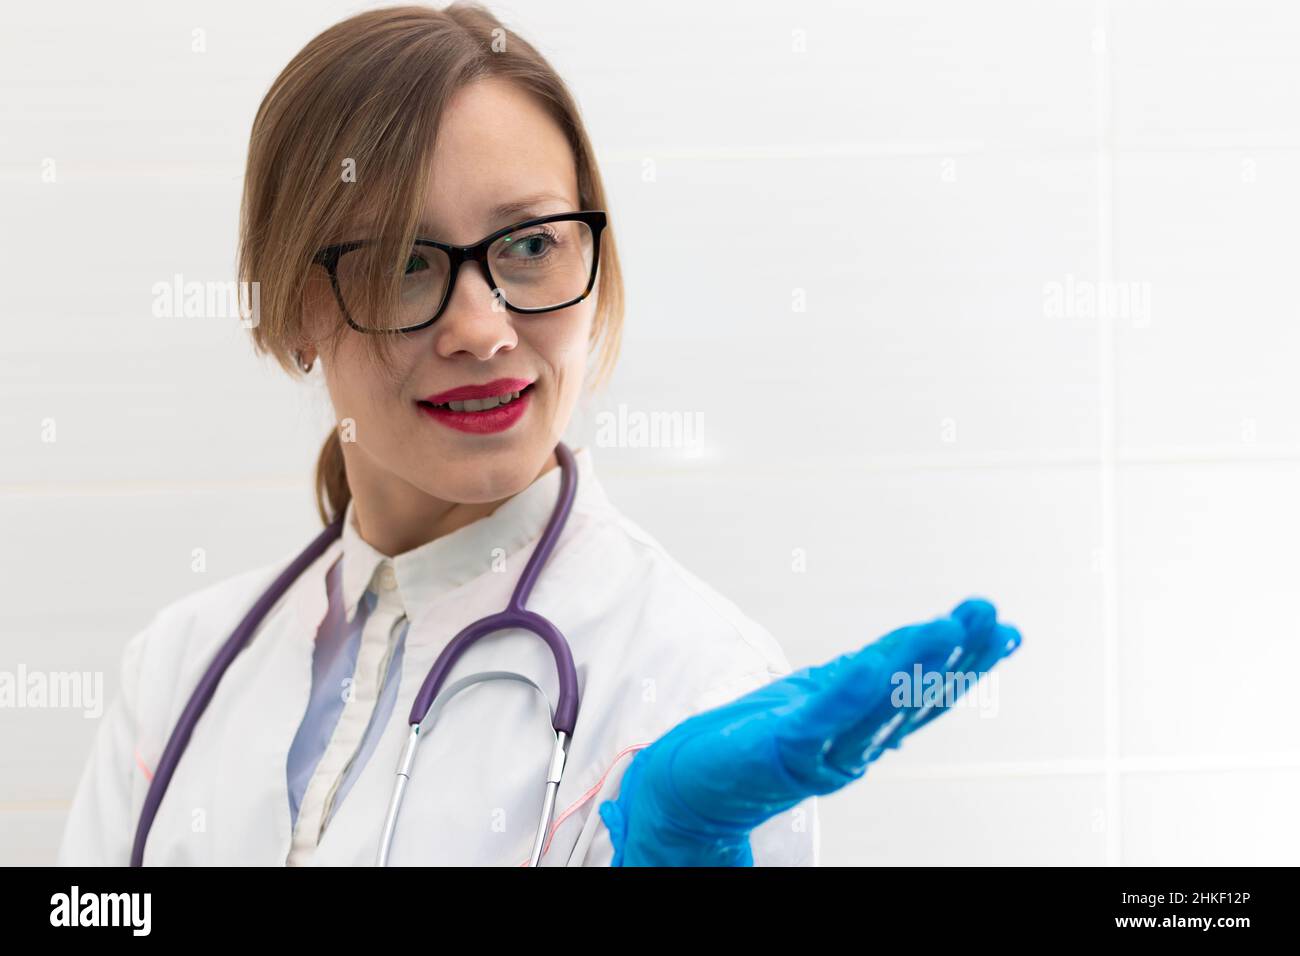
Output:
top-left (301, 77), bottom-right (595, 540)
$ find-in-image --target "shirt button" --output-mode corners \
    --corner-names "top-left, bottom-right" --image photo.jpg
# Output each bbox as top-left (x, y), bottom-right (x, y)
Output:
top-left (377, 564), bottom-right (397, 591)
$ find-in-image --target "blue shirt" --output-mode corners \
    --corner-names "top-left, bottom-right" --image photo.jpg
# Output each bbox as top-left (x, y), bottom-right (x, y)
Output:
top-left (285, 555), bottom-right (408, 831)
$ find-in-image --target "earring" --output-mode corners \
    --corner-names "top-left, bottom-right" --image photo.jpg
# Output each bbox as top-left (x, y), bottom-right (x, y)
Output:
top-left (295, 350), bottom-right (314, 373)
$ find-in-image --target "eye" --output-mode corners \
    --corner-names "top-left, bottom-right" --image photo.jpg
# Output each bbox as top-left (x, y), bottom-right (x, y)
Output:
top-left (519, 234), bottom-right (550, 256)
top-left (404, 253), bottom-right (430, 275)
top-left (500, 228), bottom-right (560, 260)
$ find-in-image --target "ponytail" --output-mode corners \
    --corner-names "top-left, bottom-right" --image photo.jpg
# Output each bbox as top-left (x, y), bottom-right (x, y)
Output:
top-left (314, 428), bottom-right (351, 526)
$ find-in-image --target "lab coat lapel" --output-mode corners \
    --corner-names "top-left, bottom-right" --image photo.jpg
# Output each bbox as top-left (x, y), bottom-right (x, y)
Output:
top-left (302, 557), bottom-right (559, 866)
top-left (203, 544), bottom-right (335, 865)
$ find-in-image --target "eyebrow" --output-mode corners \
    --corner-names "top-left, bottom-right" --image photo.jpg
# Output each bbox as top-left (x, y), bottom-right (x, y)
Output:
top-left (416, 193), bottom-right (576, 237)
top-left (488, 193), bottom-right (575, 223)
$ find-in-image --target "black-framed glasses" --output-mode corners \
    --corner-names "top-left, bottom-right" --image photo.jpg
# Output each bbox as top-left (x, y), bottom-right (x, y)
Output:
top-left (311, 209), bottom-right (607, 334)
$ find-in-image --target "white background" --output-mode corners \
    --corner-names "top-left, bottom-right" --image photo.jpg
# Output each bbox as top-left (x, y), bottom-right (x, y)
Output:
top-left (3, 0), bottom-right (1299, 865)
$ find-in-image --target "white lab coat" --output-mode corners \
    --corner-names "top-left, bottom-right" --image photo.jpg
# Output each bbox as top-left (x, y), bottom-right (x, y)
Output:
top-left (57, 447), bottom-right (819, 866)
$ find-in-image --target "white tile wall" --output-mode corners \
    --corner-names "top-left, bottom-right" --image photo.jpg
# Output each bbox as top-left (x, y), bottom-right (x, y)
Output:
top-left (1122, 770), bottom-right (1300, 866)
top-left (3, 0), bottom-right (1296, 865)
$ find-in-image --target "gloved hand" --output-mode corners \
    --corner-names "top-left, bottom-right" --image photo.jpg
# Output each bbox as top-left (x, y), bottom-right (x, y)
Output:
top-left (597, 598), bottom-right (1022, 866)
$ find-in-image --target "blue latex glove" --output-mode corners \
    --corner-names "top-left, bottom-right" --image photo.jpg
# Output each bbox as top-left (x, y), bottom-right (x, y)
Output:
top-left (597, 598), bottom-right (1022, 866)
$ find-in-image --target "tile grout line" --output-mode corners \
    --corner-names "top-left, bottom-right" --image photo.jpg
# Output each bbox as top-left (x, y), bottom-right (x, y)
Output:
top-left (1096, 0), bottom-right (1123, 867)
top-left (864, 750), bottom-right (1300, 782)
top-left (6, 749), bottom-right (1299, 815)
top-left (8, 444), bottom-right (1300, 499)
top-left (4, 136), bottom-right (1300, 187)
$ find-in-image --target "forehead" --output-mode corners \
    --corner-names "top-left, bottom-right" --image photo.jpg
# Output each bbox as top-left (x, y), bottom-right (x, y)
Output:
top-left (419, 77), bottom-right (580, 242)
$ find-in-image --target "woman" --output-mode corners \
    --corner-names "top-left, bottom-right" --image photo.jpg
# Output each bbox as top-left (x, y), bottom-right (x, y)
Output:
top-left (58, 3), bottom-right (1020, 867)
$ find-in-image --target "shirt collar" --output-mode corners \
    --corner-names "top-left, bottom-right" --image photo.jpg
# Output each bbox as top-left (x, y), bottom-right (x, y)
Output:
top-left (339, 445), bottom-right (602, 627)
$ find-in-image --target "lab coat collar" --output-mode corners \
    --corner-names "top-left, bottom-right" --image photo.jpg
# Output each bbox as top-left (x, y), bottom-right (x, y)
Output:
top-left (337, 444), bottom-right (601, 629)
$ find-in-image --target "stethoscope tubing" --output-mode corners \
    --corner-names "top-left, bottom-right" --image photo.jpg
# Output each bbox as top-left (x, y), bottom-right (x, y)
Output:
top-left (131, 442), bottom-right (580, 867)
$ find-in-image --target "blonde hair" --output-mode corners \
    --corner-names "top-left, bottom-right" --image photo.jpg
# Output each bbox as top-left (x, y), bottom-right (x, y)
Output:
top-left (237, 2), bottom-right (625, 525)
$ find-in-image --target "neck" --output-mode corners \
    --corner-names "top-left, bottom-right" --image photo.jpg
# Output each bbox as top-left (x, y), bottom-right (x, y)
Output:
top-left (343, 447), bottom-right (562, 557)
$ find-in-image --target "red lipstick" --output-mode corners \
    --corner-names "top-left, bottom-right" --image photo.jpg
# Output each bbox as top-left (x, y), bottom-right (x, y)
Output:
top-left (422, 378), bottom-right (532, 405)
top-left (416, 377), bottom-right (534, 435)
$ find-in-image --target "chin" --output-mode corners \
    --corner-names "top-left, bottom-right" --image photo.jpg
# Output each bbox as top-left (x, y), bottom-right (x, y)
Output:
top-left (425, 455), bottom-right (537, 505)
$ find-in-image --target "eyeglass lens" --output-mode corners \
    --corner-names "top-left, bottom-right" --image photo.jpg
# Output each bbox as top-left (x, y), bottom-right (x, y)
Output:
top-left (333, 218), bottom-right (595, 331)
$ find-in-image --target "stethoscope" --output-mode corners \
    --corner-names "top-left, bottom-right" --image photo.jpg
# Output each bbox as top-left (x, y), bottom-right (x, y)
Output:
top-left (130, 442), bottom-right (581, 867)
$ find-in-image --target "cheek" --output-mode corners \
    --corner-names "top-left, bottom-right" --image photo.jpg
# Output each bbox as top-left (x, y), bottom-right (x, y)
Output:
top-left (532, 305), bottom-right (594, 381)
top-left (322, 340), bottom-right (409, 440)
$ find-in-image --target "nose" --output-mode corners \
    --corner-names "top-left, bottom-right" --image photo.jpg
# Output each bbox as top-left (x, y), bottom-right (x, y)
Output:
top-left (432, 257), bottom-right (518, 362)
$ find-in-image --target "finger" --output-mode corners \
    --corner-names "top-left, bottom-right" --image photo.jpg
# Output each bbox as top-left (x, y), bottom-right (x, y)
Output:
top-left (898, 621), bottom-right (1022, 736)
top-left (836, 602), bottom-right (1013, 754)
top-left (950, 597), bottom-right (997, 637)
top-left (778, 619), bottom-right (965, 749)
top-left (954, 617), bottom-right (1022, 677)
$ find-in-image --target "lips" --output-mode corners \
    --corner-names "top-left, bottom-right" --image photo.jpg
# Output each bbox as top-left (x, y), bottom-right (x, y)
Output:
top-left (419, 384), bottom-right (532, 413)
top-left (420, 377), bottom-right (533, 408)
top-left (416, 380), bottom-right (534, 434)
